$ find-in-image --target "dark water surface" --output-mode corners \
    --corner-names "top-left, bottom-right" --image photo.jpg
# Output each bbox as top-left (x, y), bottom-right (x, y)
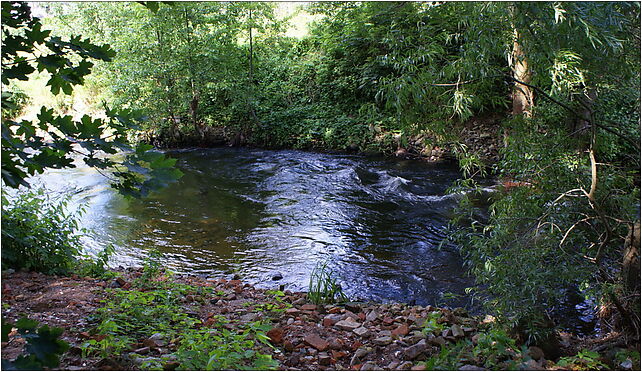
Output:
top-left (34, 147), bottom-right (476, 307)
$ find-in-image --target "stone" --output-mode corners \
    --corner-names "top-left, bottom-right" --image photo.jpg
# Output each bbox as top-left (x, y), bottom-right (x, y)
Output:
top-left (344, 302), bottom-right (362, 313)
top-left (411, 365), bottom-right (426, 371)
top-left (240, 313), bottom-right (258, 322)
top-left (397, 361), bottom-right (414, 370)
top-left (373, 336), bottom-right (393, 346)
top-left (284, 340), bottom-right (295, 351)
top-left (301, 304), bottom-right (317, 311)
top-left (451, 324), bottom-right (465, 338)
top-left (402, 339), bottom-right (427, 360)
top-left (392, 324), bottom-right (410, 337)
top-left (527, 346), bottom-right (545, 361)
top-left (163, 361), bottom-right (180, 370)
top-left (351, 347), bottom-right (369, 365)
top-left (267, 328), bottom-right (284, 344)
top-left (304, 334), bottom-right (329, 351)
top-left (133, 347), bottom-right (150, 355)
top-left (524, 360), bottom-right (544, 370)
top-left (458, 365), bottom-right (486, 371)
top-left (360, 362), bottom-right (378, 371)
top-left (378, 330), bottom-right (392, 337)
top-left (353, 326), bottom-right (371, 338)
top-left (318, 352), bottom-right (331, 366)
top-left (387, 361), bottom-right (400, 370)
top-left (403, 331), bottom-right (424, 345)
top-left (271, 272), bottom-right (283, 281)
top-left (286, 308), bottom-right (300, 316)
top-left (365, 311), bottom-right (378, 322)
top-left (335, 318), bottom-right (361, 331)
top-left (427, 335), bottom-right (446, 347)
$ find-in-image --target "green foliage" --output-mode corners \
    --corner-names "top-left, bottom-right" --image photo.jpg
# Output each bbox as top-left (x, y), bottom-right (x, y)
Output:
top-left (1, 317), bottom-right (69, 370)
top-left (175, 318), bottom-right (278, 370)
top-left (76, 244), bottom-right (117, 279)
top-left (308, 261), bottom-right (348, 305)
top-left (421, 311), bottom-right (446, 335)
top-left (557, 349), bottom-right (609, 370)
top-left (133, 248), bottom-right (164, 288)
top-left (82, 283), bottom-right (205, 357)
top-left (1, 1), bottom-right (182, 197)
top-left (1, 188), bottom-right (82, 274)
top-left (1, 84), bottom-right (30, 121)
top-left (424, 328), bottom-right (524, 370)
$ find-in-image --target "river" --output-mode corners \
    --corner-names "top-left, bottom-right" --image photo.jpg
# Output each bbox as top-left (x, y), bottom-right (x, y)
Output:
top-left (28, 147), bottom-right (482, 308)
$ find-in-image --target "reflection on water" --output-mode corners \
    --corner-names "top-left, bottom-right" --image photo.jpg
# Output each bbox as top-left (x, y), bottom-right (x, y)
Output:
top-left (29, 147), bottom-right (477, 307)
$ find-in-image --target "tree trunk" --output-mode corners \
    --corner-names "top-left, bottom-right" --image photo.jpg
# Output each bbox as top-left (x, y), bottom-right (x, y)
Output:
top-left (510, 29), bottom-right (533, 117)
top-left (183, 5), bottom-right (202, 138)
top-left (247, 8), bottom-right (258, 128)
top-left (623, 221), bottom-right (640, 295)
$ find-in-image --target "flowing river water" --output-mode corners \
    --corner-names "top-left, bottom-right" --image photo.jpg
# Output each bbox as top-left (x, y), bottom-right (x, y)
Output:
top-left (25, 147), bottom-right (596, 332)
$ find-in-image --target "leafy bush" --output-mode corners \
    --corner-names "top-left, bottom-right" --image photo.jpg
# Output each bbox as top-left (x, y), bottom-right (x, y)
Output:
top-left (1, 188), bottom-right (83, 274)
top-left (1, 317), bottom-right (69, 370)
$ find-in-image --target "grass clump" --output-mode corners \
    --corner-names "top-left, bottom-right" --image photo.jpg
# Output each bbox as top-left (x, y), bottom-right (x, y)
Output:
top-left (308, 261), bottom-right (348, 304)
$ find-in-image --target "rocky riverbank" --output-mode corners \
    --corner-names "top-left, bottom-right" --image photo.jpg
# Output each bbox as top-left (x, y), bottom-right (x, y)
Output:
top-left (1, 269), bottom-right (638, 371)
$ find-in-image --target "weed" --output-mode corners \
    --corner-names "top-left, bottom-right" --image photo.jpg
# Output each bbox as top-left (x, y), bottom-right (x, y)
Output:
top-left (308, 261), bottom-right (347, 304)
top-left (76, 244), bottom-right (117, 279)
top-left (557, 349), bottom-right (609, 370)
top-left (422, 311), bottom-right (446, 335)
top-left (134, 248), bottom-right (164, 288)
top-left (175, 318), bottom-right (278, 370)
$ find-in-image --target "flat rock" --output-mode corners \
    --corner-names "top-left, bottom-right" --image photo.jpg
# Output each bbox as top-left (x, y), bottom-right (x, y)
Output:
top-left (318, 352), bottom-right (331, 366)
top-left (365, 311), bottom-right (378, 322)
top-left (392, 324), bottom-right (410, 337)
top-left (267, 328), bottom-right (284, 344)
top-left (373, 336), bottom-right (393, 346)
top-left (403, 339), bottom-right (427, 360)
top-left (304, 334), bottom-right (329, 351)
top-left (360, 362), bottom-right (378, 371)
top-left (335, 318), bottom-right (361, 331)
top-left (344, 302), bottom-right (362, 313)
top-left (353, 326), bottom-right (371, 338)
top-left (458, 365), bottom-right (487, 371)
top-left (451, 324), bottom-right (465, 338)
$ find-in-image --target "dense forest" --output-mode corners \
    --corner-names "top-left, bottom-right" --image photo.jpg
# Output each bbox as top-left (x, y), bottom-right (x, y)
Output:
top-left (1, 1), bottom-right (640, 370)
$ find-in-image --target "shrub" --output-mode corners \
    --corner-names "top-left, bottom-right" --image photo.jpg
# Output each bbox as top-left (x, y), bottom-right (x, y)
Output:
top-left (1, 188), bottom-right (83, 274)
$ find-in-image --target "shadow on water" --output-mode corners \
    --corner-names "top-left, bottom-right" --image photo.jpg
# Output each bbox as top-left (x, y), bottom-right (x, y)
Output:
top-left (24, 147), bottom-right (600, 332)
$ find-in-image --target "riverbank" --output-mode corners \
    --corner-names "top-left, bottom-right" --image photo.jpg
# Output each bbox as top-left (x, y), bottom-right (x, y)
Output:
top-left (138, 113), bottom-right (504, 165)
top-left (2, 269), bottom-right (638, 371)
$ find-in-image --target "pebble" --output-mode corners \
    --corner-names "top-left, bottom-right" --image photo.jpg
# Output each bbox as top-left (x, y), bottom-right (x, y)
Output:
top-left (373, 336), bottom-right (393, 346)
top-left (403, 339), bottom-right (427, 360)
top-left (318, 352), bottom-right (331, 365)
top-left (451, 324), bottom-right (465, 338)
top-left (335, 318), bottom-right (361, 331)
top-left (353, 326), bottom-right (371, 338)
top-left (360, 362), bottom-right (378, 371)
top-left (351, 347), bottom-right (369, 365)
